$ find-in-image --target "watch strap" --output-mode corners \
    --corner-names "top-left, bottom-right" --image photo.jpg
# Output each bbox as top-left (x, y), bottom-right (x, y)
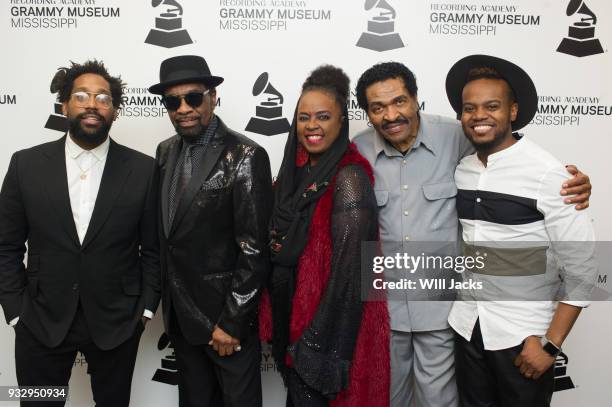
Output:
top-left (540, 336), bottom-right (561, 357)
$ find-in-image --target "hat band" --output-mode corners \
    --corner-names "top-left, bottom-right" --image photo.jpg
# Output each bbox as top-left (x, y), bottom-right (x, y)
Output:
top-left (164, 68), bottom-right (211, 83)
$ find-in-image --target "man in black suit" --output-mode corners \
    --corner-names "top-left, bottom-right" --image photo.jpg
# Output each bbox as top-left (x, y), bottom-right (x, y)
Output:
top-left (150, 55), bottom-right (272, 407)
top-left (0, 60), bottom-right (160, 407)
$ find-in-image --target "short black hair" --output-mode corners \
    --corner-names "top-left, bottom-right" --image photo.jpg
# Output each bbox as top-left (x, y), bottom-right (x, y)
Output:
top-left (301, 65), bottom-right (350, 109)
top-left (465, 66), bottom-right (516, 102)
top-left (355, 62), bottom-right (418, 110)
top-left (51, 60), bottom-right (125, 109)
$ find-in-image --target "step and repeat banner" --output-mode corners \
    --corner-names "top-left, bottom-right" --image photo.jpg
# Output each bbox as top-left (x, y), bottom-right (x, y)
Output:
top-left (0, 0), bottom-right (611, 406)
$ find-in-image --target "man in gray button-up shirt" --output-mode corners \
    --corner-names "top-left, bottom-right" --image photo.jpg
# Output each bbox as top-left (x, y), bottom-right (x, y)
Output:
top-left (352, 62), bottom-right (591, 407)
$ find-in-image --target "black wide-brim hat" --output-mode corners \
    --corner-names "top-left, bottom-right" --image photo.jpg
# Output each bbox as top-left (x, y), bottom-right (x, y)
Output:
top-left (149, 55), bottom-right (224, 95)
top-left (445, 54), bottom-right (537, 132)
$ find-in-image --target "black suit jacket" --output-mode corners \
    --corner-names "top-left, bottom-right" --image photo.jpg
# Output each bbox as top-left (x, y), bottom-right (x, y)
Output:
top-left (0, 136), bottom-right (161, 350)
top-left (156, 118), bottom-right (272, 345)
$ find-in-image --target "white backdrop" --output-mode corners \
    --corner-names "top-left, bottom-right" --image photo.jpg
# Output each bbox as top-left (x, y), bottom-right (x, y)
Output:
top-left (0, 0), bottom-right (610, 406)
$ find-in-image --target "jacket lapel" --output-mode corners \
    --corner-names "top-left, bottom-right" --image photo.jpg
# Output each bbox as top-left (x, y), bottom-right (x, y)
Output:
top-left (42, 136), bottom-right (80, 248)
top-left (81, 139), bottom-right (130, 249)
top-left (169, 122), bottom-right (226, 236)
top-left (160, 136), bottom-right (181, 237)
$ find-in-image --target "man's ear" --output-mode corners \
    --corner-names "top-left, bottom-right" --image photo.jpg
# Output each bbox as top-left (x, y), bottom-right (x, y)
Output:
top-left (61, 102), bottom-right (68, 116)
top-left (511, 102), bottom-right (518, 122)
top-left (113, 108), bottom-right (119, 121)
top-left (210, 89), bottom-right (218, 111)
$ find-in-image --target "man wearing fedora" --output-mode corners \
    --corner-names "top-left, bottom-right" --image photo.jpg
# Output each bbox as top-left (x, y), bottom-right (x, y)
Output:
top-left (149, 55), bottom-right (272, 407)
top-left (446, 54), bottom-right (597, 406)
top-left (352, 62), bottom-right (592, 407)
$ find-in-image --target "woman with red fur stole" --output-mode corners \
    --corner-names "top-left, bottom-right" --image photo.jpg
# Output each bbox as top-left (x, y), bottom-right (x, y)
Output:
top-left (260, 65), bottom-right (390, 407)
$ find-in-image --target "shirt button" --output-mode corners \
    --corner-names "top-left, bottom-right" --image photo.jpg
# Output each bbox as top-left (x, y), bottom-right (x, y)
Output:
top-left (404, 235), bottom-right (410, 241)
top-left (401, 160), bottom-right (407, 165)
top-left (402, 185), bottom-right (408, 190)
top-left (72, 283), bottom-right (79, 291)
top-left (476, 197), bottom-right (482, 203)
top-left (403, 210), bottom-right (409, 216)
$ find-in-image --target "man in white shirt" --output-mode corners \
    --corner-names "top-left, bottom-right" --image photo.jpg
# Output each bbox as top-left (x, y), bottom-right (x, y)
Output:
top-left (352, 62), bottom-right (593, 407)
top-left (0, 60), bottom-right (160, 407)
top-left (445, 54), bottom-right (597, 407)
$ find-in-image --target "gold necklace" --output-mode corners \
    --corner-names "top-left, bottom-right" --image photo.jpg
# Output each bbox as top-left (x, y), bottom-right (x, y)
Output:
top-left (75, 153), bottom-right (100, 180)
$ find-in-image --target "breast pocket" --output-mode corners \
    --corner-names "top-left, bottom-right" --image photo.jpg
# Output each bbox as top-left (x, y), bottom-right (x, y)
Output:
top-left (195, 186), bottom-right (230, 209)
top-left (422, 181), bottom-right (458, 232)
top-left (374, 190), bottom-right (389, 207)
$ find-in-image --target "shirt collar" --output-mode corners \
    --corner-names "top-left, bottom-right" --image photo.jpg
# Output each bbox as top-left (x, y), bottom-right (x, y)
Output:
top-left (486, 133), bottom-right (525, 165)
top-left (372, 115), bottom-right (437, 158)
top-left (65, 133), bottom-right (110, 161)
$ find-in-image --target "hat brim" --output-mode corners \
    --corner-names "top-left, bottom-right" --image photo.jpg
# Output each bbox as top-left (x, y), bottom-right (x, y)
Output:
top-left (149, 75), bottom-right (224, 95)
top-left (445, 54), bottom-right (537, 132)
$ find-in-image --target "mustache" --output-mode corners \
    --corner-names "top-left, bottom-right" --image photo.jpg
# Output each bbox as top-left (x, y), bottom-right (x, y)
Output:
top-left (75, 111), bottom-right (105, 122)
top-left (382, 118), bottom-right (409, 129)
top-left (175, 114), bottom-right (200, 122)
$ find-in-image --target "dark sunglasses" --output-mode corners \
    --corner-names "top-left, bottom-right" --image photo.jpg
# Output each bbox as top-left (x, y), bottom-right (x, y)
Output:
top-left (161, 90), bottom-right (210, 111)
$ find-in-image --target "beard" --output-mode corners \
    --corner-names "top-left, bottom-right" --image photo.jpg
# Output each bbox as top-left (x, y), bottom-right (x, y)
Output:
top-left (465, 123), bottom-right (512, 153)
top-left (68, 112), bottom-right (112, 146)
top-left (174, 122), bottom-right (204, 139)
top-left (173, 116), bottom-right (205, 139)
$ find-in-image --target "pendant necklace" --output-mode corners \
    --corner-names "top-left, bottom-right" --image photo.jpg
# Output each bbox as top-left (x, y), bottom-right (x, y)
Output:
top-left (76, 154), bottom-right (99, 180)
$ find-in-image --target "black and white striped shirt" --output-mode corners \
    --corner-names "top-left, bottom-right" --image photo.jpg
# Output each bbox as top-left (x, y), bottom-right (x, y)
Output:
top-left (448, 136), bottom-right (596, 350)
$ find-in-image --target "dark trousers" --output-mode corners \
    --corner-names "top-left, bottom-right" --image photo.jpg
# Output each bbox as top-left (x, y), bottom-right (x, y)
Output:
top-left (170, 313), bottom-right (262, 407)
top-left (15, 305), bottom-right (144, 407)
top-left (454, 320), bottom-right (554, 407)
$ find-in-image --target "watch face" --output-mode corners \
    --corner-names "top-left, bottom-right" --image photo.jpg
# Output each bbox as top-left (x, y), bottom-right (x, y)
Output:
top-left (543, 341), bottom-right (560, 357)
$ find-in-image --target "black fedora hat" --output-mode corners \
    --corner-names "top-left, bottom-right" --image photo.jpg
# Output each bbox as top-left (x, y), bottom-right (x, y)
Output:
top-left (149, 55), bottom-right (224, 95)
top-left (445, 54), bottom-right (537, 131)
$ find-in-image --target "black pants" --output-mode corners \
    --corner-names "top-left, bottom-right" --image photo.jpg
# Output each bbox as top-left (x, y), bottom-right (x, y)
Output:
top-left (15, 305), bottom-right (144, 407)
top-left (170, 313), bottom-right (262, 407)
top-left (454, 320), bottom-right (554, 407)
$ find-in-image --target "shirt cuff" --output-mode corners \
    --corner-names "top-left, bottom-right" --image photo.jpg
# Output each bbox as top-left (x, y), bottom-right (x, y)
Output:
top-left (9, 317), bottom-right (19, 327)
top-left (560, 300), bottom-right (590, 308)
top-left (143, 309), bottom-right (154, 319)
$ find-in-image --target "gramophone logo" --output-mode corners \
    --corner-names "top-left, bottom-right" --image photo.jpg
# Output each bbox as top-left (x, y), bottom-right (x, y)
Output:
top-left (557, 0), bottom-right (604, 57)
top-left (145, 0), bottom-right (193, 49)
top-left (152, 333), bottom-right (178, 385)
top-left (245, 72), bottom-right (290, 136)
top-left (553, 352), bottom-right (576, 392)
top-left (45, 102), bottom-right (68, 133)
top-left (356, 0), bottom-right (405, 52)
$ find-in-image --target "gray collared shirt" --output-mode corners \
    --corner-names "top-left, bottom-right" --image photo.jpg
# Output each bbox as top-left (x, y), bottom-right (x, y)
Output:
top-left (353, 113), bottom-right (474, 331)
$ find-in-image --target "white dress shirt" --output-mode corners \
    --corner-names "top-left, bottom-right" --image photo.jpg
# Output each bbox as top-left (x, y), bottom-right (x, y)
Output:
top-left (65, 134), bottom-right (109, 243)
top-left (10, 135), bottom-right (152, 327)
top-left (448, 136), bottom-right (596, 350)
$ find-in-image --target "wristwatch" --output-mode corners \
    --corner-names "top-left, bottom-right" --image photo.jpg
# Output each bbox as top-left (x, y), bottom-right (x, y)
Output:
top-left (540, 336), bottom-right (562, 358)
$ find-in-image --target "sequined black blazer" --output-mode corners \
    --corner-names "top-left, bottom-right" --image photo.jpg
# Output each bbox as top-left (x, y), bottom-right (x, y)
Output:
top-left (156, 118), bottom-right (273, 344)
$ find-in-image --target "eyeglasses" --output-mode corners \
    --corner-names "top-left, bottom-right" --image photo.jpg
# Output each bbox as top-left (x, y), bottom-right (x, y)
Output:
top-left (161, 90), bottom-right (210, 111)
top-left (70, 91), bottom-right (114, 109)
